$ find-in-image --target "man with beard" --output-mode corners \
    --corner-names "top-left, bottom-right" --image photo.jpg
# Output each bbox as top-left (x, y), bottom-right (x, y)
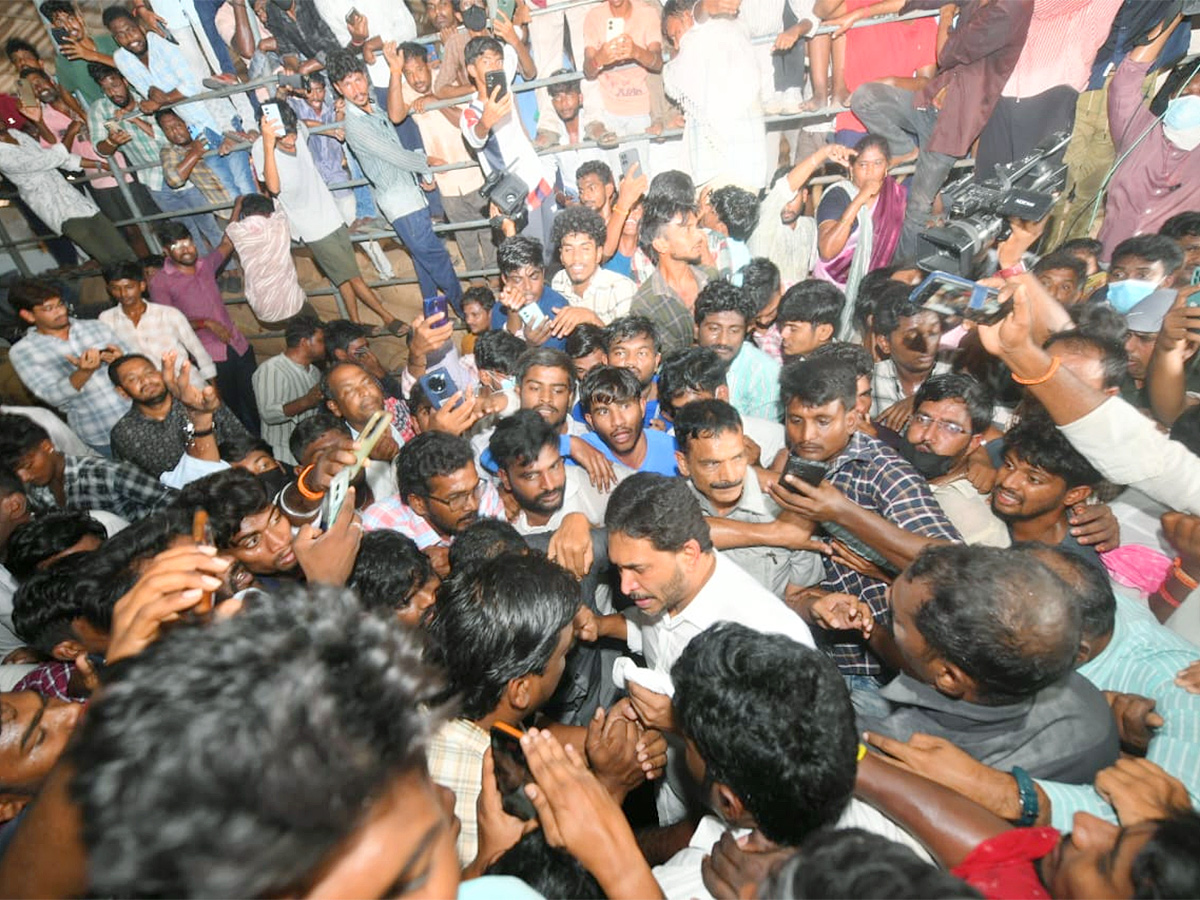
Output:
top-left (549, 206), bottom-right (636, 329)
top-left (898, 374), bottom-right (1010, 548)
top-left (108, 353), bottom-right (248, 478)
top-left (693, 280), bottom-right (780, 421)
top-left (578, 367), bottom-right (678, 477)
top-left (149, 220), bottom-right (259, 433)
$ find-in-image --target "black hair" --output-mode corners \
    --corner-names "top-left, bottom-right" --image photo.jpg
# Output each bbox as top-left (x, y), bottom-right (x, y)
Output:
top-left (546, 67), bottom-right (582, 97)
top-left (1044, 328), bottom-right (1128, 390)
top-left (4, 38), bottom-right (39, 61)
top-left (217, 432), bottom-right (274, 467)
top-left (272, 99), bottom-right (298, 134)
top-left (321, 318), bottom-right (369, 358)
top-left (1018, 543), bottom-right (1116, 646)
top-left (399, 41), bottom-right (428, 63)
top-left (912, 373), bottom-right (993, 435)
top-left (873, 280), bottom-right (929, 337)
top-left (1068, 303), bottom-right (1128, 345)
top-left (1130, 808), bottom-right (1200, 899)
top-left (657, 347), bottom-right (729, 420)
top-left (808, 340), bottom-right (874, 378)
top-left (0, 466), bottom-right (25, 500)
top-left (11, 550), bottom-right (111, 655)
top-left (447, 518), bottom-right (527, 572)
top-left (349, 530), bottom-right (434, 617)
top-left (70, 585), bottom-right (447, 899)
top-left (575, 159), bottom-right (614, 190)
top-left (565, 322), bottom-right (607, 360)
top-left (779, 356), bottom-right (857, 411)
top-left (39, 0), bottom-right (74, 19)
top-left (487, 830), bottom-right (604, 899)
top-left (708, 186), bottom-right (760, 241)
top-left (856, 132), bottom-right (891, 159)
top-left (1004, 416), bottom-right (1102, 489)
top-left (289, 412), bottom-right (351, 465)
top-left (674, 398), bottom-right (742, 453)
top-left (1056, 237), bottom-right (1103, 259)
top-left (171, 468), bottom-right (271, 549)
top-left (661, 0), bottom-right (690, 42)
top-left (1111, 234), bottom-right (1184, 275)
top-left (324, 48), bottom-right (367, 87)
top-left (741, 257), bottom-right (780, 314)
top-left (474, 329), bottom-right (525, 375)
top-left (605, 472), bottom-right (712, 553)
top-left (103, 260), bottom-right (144, 285)
top-left (647, 169), bottom-right (695, 205)
top-left (19, 66), bottom-right (49, 84)
top-left (239, 193), bottom-right (274, 218)
top-left (693, 278), bottom-right (754, 327)
top-left (425, 552), bottom-right (578, 720)
top-left (464, 35), bottom-right (504, 67)
top-left (7, 512), bottom-right (106, 582)
top-left (106, 352), bottom-right (154, 388)
top-left (853, 267), bottom-right (900, 335)
top-left (1170, 404), bottom-right (1200, 457)
top-left (1160, 211), bottom-right (1200, 240)
top-left (154, 219), bottom-right (191, 249)
top-left (284, 312), bottom-right (323, 348)
top-left (1033, 250), bottom-right (1088, 285)
top-left (497, 235), bottom-right (545, 276)
top-left (152, 107), bottom-right (185, 130)
top-left (908, 544), bottom-right (1080, 705)
top-left (604, 314), bottom-right (660, 354)
top-left (86, 62), bottom-right (122, 84)
top-left (672, 623), bottom-right (855, 845)
top-left (516, 347), bottom-right (577, 393)
top-left (764, 828), bottom-right (982, 899)
top-left (489, 409), bottom-right (559, 471)
top-left (551, 204), bottom-right (607, 253)
top-left (304, 71), bottom-right (327, 88)
top-left (0, 413), bottom-right (50, 471)
top-left (7, 278), bottom-right (60, 313)
top-left (777, 280), bottom-right (845, 330)
top-left (638, 194), bottom-right (695, 264)
top-left (578, 365), bottom-right (642, 414)
top-left (101, 4), bottom-right (138, 28)
top-left (461, 284), bottom-right (496, 312)
top-left (395, 431), bottom-right (474, 503)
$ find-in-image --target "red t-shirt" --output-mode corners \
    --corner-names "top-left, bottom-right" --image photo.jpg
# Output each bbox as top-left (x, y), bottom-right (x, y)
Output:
top-left (951, 827), bottom-right (1060, 900)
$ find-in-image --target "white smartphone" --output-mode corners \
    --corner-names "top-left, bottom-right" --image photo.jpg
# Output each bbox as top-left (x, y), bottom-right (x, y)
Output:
top-left (605, 16), bottom-right (624, 41)
top-left (260, 101), bottom-right (284, 133)
top-left (517, 302), bottom-right (547, 329)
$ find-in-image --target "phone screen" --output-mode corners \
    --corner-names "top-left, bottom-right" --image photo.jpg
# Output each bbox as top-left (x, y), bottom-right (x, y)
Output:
top-left (911, 271), bottom-right (1007, 323)
top-left (490, 724), bottom-right (537, 820)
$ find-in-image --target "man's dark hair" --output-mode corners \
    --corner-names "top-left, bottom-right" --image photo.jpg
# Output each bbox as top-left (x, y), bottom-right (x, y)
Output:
top-left (447, 518), bottom-right (527, 572)
top-left (1044, 328), bottom-right (1128, 390)
top-left (284, 312), bottom-right (322, 349)
top-left (474, 329), bottom-right (525, 375)
top-left (779, 357), bottom-right (857, 412)
top-left (461, 284), bottom-right (496, 312)
top-left (1111, 234), bottom-right (1184, 275)
top-left (7, 278), bottom-right (60, 313)
top-left (765, 829), bottom-right (982, 899)
top-left (152, 107), bottom-right (185, 131)
top-left (464, 35), bottom-right (504, 67)
top-left (217, 433), bottom-right (274, 467)
top-left (565, 322), bottom-right (607, 360)
top-left (70, 585), bottom-right (447, 898)
top-left (575, 159), bottom-right (614, 190)
top-left (546, 68), bottom-right (582, 98)
top-left (19, 66), bottom-right (49, 85)
top-left (321, 318), bottom-right (369, 359)
top-left (268, 98), bottom-right (298, 134)
top-left (7, 511), bottom-right (106, 582)
top-left (741, 257), bottom-right (780, 314)
top-left (490, 409), bottom-right (559, 471)
top-left (1130, 808), bottom-right (1200, 899)
top-left (289, 412), bottom-right (351, 464)
top-left (1019, 543), bottom-right (1116, 647)
top-left (516, 347), bottom-right (577, 393)
top-left (693, 278), bottom-right (753, 327)
top-left (853, 267), bottom-right (900, 334)
top-left (0, 466), bottom-right (25, 501)
top-left (1004, 417), bottom-right (1102, 489)
top-left (324, 47), bottom-right (367, 86)
top-left (4, 37), bottom-right (39, 61)
top-left (578, 365), bottom-right (642, 414)
top-left (0, 414), bottom-right (50, 471)
top-left (425, 552), bottom-right (578, 720)
top-left (398, 41), bottom-right (428, 63)
top-left (647, 169), bottom-right (694, 204)
top-left (487, 830), bottom-right (603, 899)
top-left (604, 314), bottom-right (659, 354)
top-left (674, 399), bottom-right (742, 453)
top-left (1170, 404), bottom-right (1200, 457)
top-left (395, 431), bottom-right (474, 503)
top-left (87, 62), bottom-right (122, 85)
top-left (809, 341), bottom-right (874, 378)
top-left (777, 280), bottom-right (845, 330)
top-left (107, 352), bottom-right (154, 388)
top-left (672, 623), bottom-right (855, 845)
top-left (39, 0), bottom-right (74, 19)
top-left (497, 235), bottom-right (545, 277)
top-left (708, 186), bottom-right (760, 241)
top-left (873, 280), bottom-right (927, 337)
top-left (1160, 211), bottom-right (1200, 240)
top-left (171, 468), bottom-right (271, 549)
top-left (639, 194), bottom-right (695, 264)
top-left (101, 4), bottom-right (138, 28)
top-left (154, 219), bottom-right (191, 249)
top-left (907, 544), bottom-right (1081, 705)
top-left (11, 551), bottom-right (114, 655)
top-left (1069, 303), bottom-right (1128, 345)
top-left (1033, 250), bottom-right (1087, 285)
top-left (657, 347), bottom-right (728, 420)
top-left (239, 192), bottom-right (274, 218)
top-left (349, 530), bottom-right (434, 617)
top-left (912, 373), bottom-right (993, 435)
top-left (1056, 237), bottom-right (1103, 259)
top-left (551, 204), bottom-right (607, 254)
top-left (103, 260), bottom-right (144, 285)
top-left (605, 472), bottom-right (712, 552)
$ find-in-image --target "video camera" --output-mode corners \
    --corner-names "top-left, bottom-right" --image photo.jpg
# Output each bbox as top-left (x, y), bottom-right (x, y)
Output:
top-left (916, 131), bottom-right (1070, 276)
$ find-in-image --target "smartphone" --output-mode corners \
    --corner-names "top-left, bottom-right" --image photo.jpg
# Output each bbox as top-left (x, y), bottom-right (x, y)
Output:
top-left (422, 295), bottom-right (449, 324)
top-left (605, 16), bottom-right (625, 40)
top-left (50, 26), bottom-right (71, 46)
top-left (191, 509), bottom-right (215, 615)
top-left (16, 79), bottom-right (36, 109)
top-left (517, 301), bottom-right (547, 330)
top-left (490, 722), bottom-right (537, 820)
top-left (910, 271), bottom-right (1009, 324)
top-left (344, 6), bottom-right (360, 21)
top-left (1187, 289), bottom-right (1200, 308)
top-left (260, 100), bottom-right (284, 132)
top-left (485, 69), bottom-right (508, 101)
top-left (496, 0), bottom-right (517, 20)
top-left (782, 455), bottom-right (828, 491)
top-left (618, 148), bottom-right (641, 179)
top-left (419, 368), bottom-right (460, 410)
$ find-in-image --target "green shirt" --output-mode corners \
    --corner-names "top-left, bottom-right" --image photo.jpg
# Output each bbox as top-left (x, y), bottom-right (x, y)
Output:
top-left (54, 34), bottom-right (120, 105)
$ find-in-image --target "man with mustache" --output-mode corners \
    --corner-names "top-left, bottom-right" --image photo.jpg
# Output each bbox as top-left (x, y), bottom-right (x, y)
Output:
top-left (578, 366), bottom-right (678, 477)
top-left (693, 280), bottom-right (781, 422)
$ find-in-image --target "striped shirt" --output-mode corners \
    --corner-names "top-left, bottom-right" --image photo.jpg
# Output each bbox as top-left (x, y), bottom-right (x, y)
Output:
top-left (86, 97), bottom-right (169, 191)
top-left (99, 301), bottom-right (216, 383)
top-left (1001, 0), bottom-right (1124, 98)
top-left (114, 32), bottom-right (235, 135)
top-left (342, 100), bottom-right (431, 222)
top-left (26, 454), bottom-right (173, 522)
top-left (160, 142), bottom-right (231, 207)
top-left (252, 353), bottom-right (320, 466)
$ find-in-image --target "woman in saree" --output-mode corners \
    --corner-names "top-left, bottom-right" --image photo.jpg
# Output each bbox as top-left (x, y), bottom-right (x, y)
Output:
top-left (813, 134), bottom-right (906, 335)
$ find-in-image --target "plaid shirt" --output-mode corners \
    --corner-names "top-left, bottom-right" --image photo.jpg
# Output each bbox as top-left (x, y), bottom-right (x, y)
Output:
top-left (9, 319), bottom-right (132, 454)
top-left (630, 265), bottom-right (717, 356)
top-left (86, 97), bottom-right (169, 192)
top-left (360, 478), bottom-right (503, 547)
top-left (114, 32), bottom-right (234, 135)
top-left (550, 268), bottom-right (636, 325)
top-left (752, 324), bottom-right (783, 362)
top-left (13, 661), bottom-right (77, 702)
top-left (27, 455), bottom-right (174, 522)
top-left (427, 718), bottom-right (490, 866)
top-left (871, 358), bottom-right (952, 419)
top-left (820, 431), bottom-right (961, 678)
top-left (160, 142), bottom-right (231, 207)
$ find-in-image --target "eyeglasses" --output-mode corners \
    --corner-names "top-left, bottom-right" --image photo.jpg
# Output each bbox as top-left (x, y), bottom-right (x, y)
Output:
top-left (910, 412), bottom-right (968, 437)
top-left (426, 481), bottom-right (485, 511)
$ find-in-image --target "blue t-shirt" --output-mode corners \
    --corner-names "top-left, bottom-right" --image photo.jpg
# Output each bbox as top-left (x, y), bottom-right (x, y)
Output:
top-left (489, 285), bottom-right (570, 352)
top-left (604, 251), bottom-right (633, 278)
top-left (578, 427), bottom-right (677, 476)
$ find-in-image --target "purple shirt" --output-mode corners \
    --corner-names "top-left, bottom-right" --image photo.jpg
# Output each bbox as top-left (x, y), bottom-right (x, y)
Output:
top-left (148, 251), bottom-right (249, 363)
top-left (1099, 56), bottom-right (1200, 258)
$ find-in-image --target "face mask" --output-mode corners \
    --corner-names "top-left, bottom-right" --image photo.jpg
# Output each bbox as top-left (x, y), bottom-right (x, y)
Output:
top-left (257, 467), bottom-right (287, 500)
top-left (499, 376), bottom-right (516, 392)
top-left (896, 437), bottom-right (957, 480)
top-left (1164, 95), bottom-right (1200, 150)
top-left (1106, 279), bottom-right (1159, 313)
top-left (461, 5), bottom-right (487, 31)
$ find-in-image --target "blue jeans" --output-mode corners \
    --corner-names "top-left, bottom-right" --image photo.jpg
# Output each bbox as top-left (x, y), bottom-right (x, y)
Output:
top-left (374, 86), bottom-right (444, 219)
top-left (148, 185), bottom-right (224, 252)
top-left (844, 673), bottom-right (893, 721)
top-left (203, 128), bottom-right (257, 199)
top-left (344, 151), bottom-right (379, 221)
top-left (391, 206), bottom-right (463, 314)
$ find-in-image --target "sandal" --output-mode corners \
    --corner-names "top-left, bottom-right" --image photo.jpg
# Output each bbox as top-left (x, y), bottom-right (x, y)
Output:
top-left (585, 121), bottom-right (620, 149)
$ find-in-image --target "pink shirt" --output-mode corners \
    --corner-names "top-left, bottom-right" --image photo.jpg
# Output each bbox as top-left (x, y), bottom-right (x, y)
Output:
top-left (584, 0), bottom-right (661, 118)
top-left (1001, 0), bottom-right (1123, 98)
top-left (225, 212), bottom-right (308, 323)
top-left (40, 104), bottom-right (130, 190)
top-left (149, 251), bottom-right (250, 363)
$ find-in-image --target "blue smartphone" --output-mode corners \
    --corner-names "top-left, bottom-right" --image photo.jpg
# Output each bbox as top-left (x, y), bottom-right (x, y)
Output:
top-left (423, 295), bottom-right (449, 324)
top-left (419, 368), bottom-right (459, 410)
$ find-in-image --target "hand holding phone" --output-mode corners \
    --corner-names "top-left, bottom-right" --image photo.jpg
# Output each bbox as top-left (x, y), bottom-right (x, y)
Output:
top-left (910, 271), bottom-right (1009, 325)
top-left (782, 455), bottom-right (828, 491)
top-left (419, 368), bottom-right (461, 410)
top-left (422, 295), bottom-right (449, 324)
top-left (490, 722), bottom-right (538, 820)
top-left (485, 69), bottom-right (509, 101)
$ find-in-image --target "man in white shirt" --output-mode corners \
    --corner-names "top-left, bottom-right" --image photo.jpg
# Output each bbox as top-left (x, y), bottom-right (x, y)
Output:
top-left (252, 314), bottom-right (326, 466)
top-left (549, 205), bottom-right (637, 330)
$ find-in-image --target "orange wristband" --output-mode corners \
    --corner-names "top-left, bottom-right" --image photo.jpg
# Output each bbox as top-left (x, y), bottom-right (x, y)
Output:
top-left (1173, 558), bottom-right (1199, 591)
top-left (296, 464), bottom-right (324, 500)
top-left (1011, 355), bottom-right (1061, 386)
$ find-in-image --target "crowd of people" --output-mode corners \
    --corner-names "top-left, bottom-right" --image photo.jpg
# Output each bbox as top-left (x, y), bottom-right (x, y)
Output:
top-left (0, 0), bottom-right (1198, 897)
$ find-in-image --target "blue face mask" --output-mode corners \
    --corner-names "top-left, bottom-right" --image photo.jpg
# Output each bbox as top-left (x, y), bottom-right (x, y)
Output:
top-left (499, 376), bottom-right (516, 392)
top-left (1107, 279), bottom-right (1159, 313)
top-left (1165, 94), bottom-right (1200, 131)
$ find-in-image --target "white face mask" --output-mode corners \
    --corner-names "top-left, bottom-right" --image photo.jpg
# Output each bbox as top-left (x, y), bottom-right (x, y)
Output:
top-left (1163, 95), bottom-right (1200, 150)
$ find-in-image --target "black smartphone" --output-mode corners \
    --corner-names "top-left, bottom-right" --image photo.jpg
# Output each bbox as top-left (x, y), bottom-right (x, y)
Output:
top-left (782, 455), bottom-right (828, 491)
top-left (50, 27), bottom-right (71, 46)
top-left (422, 295), bottom-right (448, 324)
top-left (618, 148), bottom-right (641, 179)
top-left (418, 368), bottom-right (459, 410)
top-left (485, 69), bottom-right (508, 101)
top-left (490, 723), bottom-right (537, 820)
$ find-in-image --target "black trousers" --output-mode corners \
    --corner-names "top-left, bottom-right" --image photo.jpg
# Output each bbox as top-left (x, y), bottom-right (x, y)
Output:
top-left (975, 85), bottom-right (1079, 182)
top-left (215, 343), bottom-right (260, 434)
